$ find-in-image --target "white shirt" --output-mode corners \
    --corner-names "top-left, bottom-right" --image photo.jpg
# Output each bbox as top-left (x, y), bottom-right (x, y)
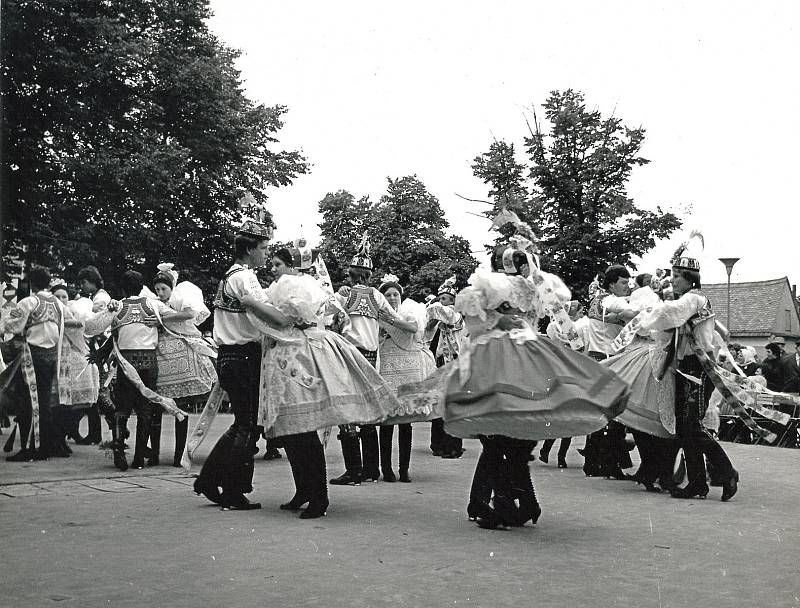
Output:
top-left (213, 264), bottom-right (269, 345)
top-left (638, 291), bottom-right (715, 359)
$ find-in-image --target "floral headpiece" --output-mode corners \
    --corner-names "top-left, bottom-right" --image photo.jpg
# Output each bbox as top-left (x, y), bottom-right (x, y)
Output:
top-left (378, 273), bottom-right (403, 295)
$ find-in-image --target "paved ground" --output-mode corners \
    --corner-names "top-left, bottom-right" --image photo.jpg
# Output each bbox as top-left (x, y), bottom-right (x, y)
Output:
top-left (1, 416), bottom-right (798, 608)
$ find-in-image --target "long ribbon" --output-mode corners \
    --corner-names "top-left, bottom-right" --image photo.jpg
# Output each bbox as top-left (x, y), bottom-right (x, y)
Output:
top-left (183, 381), bottom-right (226, 470)
top-left (687, 336), bottom-right (778, 443)
top-left (111, 341), bottom-right (185, 421)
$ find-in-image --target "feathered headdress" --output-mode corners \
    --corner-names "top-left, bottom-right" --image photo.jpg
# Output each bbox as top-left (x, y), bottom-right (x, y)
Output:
top-left (491, 208), bottom-right (540, 275)
top-left (437, 275), bottom-right (458, 298)
top-left (237, 192), bottom-right (273, 240)
top-left (156, 262), bottom-right (179, 287)
top-left (671, 230), bottom-right (704, 272)
top-left (350, 231), bottom-right (373, 270)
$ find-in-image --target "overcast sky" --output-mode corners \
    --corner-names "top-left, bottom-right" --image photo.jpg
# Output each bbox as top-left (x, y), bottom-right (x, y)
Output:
top-left (208, 1), bottom-right (798, 288)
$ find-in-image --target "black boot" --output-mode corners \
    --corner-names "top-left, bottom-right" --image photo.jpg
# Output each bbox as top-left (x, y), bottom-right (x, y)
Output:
top-left (360, 425), bottom-right (380, 481)
top-left (468, 437), bottom-right (498, 521)
top-left (148, 409), bottom-right (162, 466)
top-left (173, 415), bottom-right (188, 467)
top-left (330, 432), bottom-right (362, 485)
top-left (398, 423), bottom-right (412, 482)
top-left (131, 410), bottom-right (150, 469)
top-left (379, 425), bottom-right (397, 482)
top-left (300, 433), bottom-right (328, 519)
top-left (281, 434), bottom-right (310, 511)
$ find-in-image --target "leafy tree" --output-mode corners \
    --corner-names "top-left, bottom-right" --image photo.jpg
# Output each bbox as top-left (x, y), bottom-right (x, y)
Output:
top-left (318, 177), bottom-right (479, 300)
top-left (1, 0), bottom-right (308, 297)
top-left (473, 89), bottom-right (682, 301)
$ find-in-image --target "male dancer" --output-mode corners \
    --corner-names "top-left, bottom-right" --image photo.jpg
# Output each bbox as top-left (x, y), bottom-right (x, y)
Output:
top-left (85, 271), bottom-right (176, 470)
top-left (193, 213), bottom-right (289, 509)
top-left (330, 234), bottom-right (402, 485)
top-left (5, 266), bottom-right (66, 460)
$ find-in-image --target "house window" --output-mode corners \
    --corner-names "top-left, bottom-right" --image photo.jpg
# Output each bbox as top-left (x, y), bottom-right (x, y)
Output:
top-left (786, 310), bottom-right (792, 331)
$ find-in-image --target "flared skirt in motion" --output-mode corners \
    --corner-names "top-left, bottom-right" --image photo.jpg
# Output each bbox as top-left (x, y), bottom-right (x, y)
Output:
top-left (601, 339), bottom-right (675, 438)
top-left (259, 328), bottom-right (401, 438)
top-left (399, 334), bottom-right (629, 441)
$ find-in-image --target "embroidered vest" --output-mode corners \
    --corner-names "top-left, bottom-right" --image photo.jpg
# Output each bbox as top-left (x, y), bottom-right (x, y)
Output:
top-left (587, 288), bottom-right (624, 325)
top-left (213, 267), bottom-right (247, 313)
top-left (26, 294), bottom-right (62, 330)
top-left (111, 297), bottom-right (157, 331)
top-left (344, 286), bottom-right (380, 320)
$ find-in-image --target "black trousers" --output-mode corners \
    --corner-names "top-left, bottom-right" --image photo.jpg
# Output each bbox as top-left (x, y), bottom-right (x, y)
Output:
top-left (197, 343), bottom-right (261, 495)
top-left (631, 430), bottom-right (679, 487)
top-left (675, 355), bottom-right (734, 486)
top-left (470, 436), bottom-right (537, 505)
top-left (15, 344), bottom-right (58, 454)
top-left (115, 349), bottom-right (159, 464)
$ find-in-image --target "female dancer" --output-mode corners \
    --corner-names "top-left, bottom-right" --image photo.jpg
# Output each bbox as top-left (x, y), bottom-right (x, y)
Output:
top-left (400, 222), bottom-right (630, 529)
top-left (247, 247), bottom-right (401, 518)
top-left (50, 284), bottom-right (98, 456)
top-left (152, 264), bottom-right (217, 466)
top-left (599, 281), bottom-right (679, 492)
top-left (377, 274), bottom-right (436, 482)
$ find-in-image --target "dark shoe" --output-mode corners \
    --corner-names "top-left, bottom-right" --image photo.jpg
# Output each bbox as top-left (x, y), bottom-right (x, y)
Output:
top-left (670, 482), bottom-right (709, 499)
top-left (193, 479), bottom-right (222, 505)
top-left (721, 470), bottom-right (739, 502)
top-left (221, 494), bottom-right (261, 510)
top-left (147, 457), bottom-right (159, 467)
top-left (469, 501), bottom-right (505, 530)
top-left (263, 447), bottom-right (282, 460)
top-left (382, 469), bottom-right (397, 483)
top-left (6, 449), bottom-right (34, 462)
top-left (361, 470), bottom-right (380, 483)
top-left (32, 449), bottom-right (49, 461)
top-left (493, 495), bottom-right (521, 527)
top-left (557, 457), bottom-right (567, 469)
top-left (280, 493), bottom-right (310, 511)
top-left (329, 471), bottom-right (361, 486)
top-left (113, 449), bottom-right (128, 472)
top-left (538, 451), bottom-right (549, 464)
top-left (441, 450), bottom-right (462, 459)
top-left (131, 458), bottom-right (144, 469)
top-left (51, 444), bottom-right (71, 458)
top-left (299, 500), bottom-right (329, 519)
top-left (172, 458), bottom-right (183, 468)
top-left (399, 470), bottom-right (412, 483)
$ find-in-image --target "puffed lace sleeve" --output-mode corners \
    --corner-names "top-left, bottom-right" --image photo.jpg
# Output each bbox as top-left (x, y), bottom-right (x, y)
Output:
top-left (172, 281), bottom-right (210, 325)
top-left (638, 292), bottom-right (704, 332)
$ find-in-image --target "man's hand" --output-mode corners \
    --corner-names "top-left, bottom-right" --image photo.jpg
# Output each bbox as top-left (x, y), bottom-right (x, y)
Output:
top-left (337, 285), bottom-right (352, 298)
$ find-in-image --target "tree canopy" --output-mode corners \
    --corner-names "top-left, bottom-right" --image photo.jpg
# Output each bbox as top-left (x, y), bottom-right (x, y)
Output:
top-left (1, 0), bottom-right (308, 296)
top-left (472, 89), bottom-right (682, 301)
top-left (318, 176), bottom-right (479, 300)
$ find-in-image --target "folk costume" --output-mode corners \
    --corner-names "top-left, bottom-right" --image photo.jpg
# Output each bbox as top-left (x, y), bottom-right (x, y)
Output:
top-left (376, 274), bottom-right (436, 482)
top-left (329, 234), bottom-right (403, 485)
top-left (85, 283), bottom-right (184, 471)
top-left (152, 264), bottom-right (217, 466)
top-left (192, 213), bottom-right (276, 510)
top-left (3, 290), bottom-right (70, 460)
top-left (399, 219), bottom-right (629, 528)
top-left (631, 233), bottom-right (739, 500)
top-left (599, 286), bottom-right (679, 492)
top-left (252, 243), bottom-right (401, 516)
top-left (73, 267), bottom-right (112, 445)
top-left (427, 276), bottom-right (468, 458)
top-left (580, 274), bottom-right (635, 479)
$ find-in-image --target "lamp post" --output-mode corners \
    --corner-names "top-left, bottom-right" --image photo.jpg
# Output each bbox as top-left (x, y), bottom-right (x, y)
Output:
top-left (719, 257), bottom-right (740, 331)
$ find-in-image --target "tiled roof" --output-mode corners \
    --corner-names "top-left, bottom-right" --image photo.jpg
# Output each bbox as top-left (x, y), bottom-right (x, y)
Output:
top-left (703, 277), bottom-right (797, 337)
